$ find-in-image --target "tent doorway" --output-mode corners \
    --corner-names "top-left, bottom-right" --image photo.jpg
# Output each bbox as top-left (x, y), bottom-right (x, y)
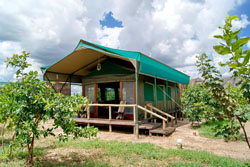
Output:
top-left (98, 82), bottom-right (120, 118)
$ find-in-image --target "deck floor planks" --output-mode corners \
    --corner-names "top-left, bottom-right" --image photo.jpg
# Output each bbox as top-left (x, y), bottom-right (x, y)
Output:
top-left (74, 118), bottom-right (135, 126)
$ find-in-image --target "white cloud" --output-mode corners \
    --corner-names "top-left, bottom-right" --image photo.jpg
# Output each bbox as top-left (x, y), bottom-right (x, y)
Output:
top-left (232, 14), bottom-right (250, 30)
top-left (0, 0), bottom-right (249, 81)
top-left (96, 26), bottom-right (123, 48)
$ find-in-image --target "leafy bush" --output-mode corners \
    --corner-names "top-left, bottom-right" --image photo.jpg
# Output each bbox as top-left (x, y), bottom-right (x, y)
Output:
top-left (0, 52), bottom-right (98, 165)
top-left (181, 84), bottom-right (218, 124)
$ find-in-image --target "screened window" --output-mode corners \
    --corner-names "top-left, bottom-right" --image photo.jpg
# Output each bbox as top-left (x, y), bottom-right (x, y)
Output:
top-left (86, 84), bottom-right (94, 102)
top-left (122, 82), bottom-right (135, 114)
top-left (157, 86), bottom-right (164, 101)
top-left (144, 83), bottom-right (154, 101)
top-left (122, 82), bottom-right (134, 104)
top-left (167, 87), bottom-right (171, 101)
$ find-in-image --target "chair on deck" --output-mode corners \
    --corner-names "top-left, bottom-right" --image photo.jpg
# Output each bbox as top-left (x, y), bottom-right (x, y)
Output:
top-left (116, 101), bottom-right (126, 120)
top-left (77, 102), bottom-right (92, 118)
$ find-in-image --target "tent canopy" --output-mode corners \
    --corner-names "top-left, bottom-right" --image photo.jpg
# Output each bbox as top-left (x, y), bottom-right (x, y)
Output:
top-left (41, 40), bottom-right (190, 84)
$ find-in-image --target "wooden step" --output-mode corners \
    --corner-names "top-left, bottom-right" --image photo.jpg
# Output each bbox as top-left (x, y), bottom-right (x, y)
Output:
top-left (139, 123), bottom-right (162, 130)
top-left (149, 127), bottom-right (176, 136)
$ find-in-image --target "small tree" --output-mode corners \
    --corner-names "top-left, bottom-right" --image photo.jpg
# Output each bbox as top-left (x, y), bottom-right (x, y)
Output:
top-left (212, 15), bottom-right (250, 148)
top-left (196, 53), bottom-right (250, 148)
top-left (181, 84), bottom-right (218, 125)
top-left (1, 51), bottom-right (98, 165)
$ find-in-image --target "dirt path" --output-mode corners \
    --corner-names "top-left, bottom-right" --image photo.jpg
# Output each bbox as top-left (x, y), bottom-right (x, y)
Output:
top-left (44, 119), bottom-right (250, 160)
top-left (97, 120), bottom-right (250, 160)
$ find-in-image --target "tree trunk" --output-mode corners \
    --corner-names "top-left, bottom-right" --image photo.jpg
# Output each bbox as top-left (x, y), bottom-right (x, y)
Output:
top-left (26, 135), bottom-right (35, 166)
top-left (8, 131), bottom-right (16, 159)
top-left (238, 118), bottom-right (250, 149)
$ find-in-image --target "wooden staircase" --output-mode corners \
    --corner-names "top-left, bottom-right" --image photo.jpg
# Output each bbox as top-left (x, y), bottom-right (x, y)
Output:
top-left (138, 104), bottom-right (177, 137)
top-left (149, 127), bottom-right (175, 136)
top-left (139, 121), bottom-right (176, 136)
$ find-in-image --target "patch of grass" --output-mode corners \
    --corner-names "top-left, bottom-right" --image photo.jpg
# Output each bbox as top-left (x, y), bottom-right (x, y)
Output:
top-left (0, 132), bottom-right (248, 167)
top-left (196, 121), bottom-right (245, 141)
top-left (195, 121), bottom-right (223, 139)
top-left (165, 149), bottom-right (245, 167)
top-left (57, 139), bottom-right (246, 167)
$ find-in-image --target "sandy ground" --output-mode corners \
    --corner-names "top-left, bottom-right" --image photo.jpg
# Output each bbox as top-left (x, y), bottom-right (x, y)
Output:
top-left (44, 119), bottom-right (250, 160)
top-left (96, 120), bottom-right (250, 160)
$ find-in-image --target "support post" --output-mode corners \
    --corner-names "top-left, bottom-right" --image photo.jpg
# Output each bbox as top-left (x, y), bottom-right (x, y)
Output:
top-left (135, 71), bottom-right (139, 139)
top-left (109, 106), bottom-right (112, 132)
top-left (120, 81), bottom-right (123, 101)
top-left (175, 83), bottom-right (177, 123)
top-left (150, 107), bottom-right (153, 122)
top-left (166, 81), bottom-right (168, 113)
top-left (133, 106), bottom-right (136, 134)
top-left (154, 78), bottom-right (157, 107)
top-left (162, 120), bottom-right (166, 130)
top-left (94, 83), bottom-right (98, 118)
top-left (144, 105), bottom-right (147, 119)
top-left (87, 105), bottom-right (90, 127)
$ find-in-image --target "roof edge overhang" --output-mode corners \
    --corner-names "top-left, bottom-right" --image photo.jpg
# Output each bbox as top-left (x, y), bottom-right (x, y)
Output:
top-left (41, 39), bottom-right (190, 84)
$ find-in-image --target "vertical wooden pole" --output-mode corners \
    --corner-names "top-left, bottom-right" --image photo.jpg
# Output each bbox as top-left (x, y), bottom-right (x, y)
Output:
top-left (120, 81), bottom-right (123, 101)
top-left (133, 106), bottom-right (136, 134)
top-left (69, 76), bottom-right (71, 96)
top-left (166, 81), bottom-right (168, 113)
top-left (144, 105), bottom-right (147, 119)
top-left (175, 83), bottom-right (177, 123)
top-left (162, 120), bottom-right (166, 130)
top-left (94, 83), bottom-right (98, 118)
top-left (109, 106), bottom-right (112, 133)
top-left (83, 85), bottom-right (86, 96)
top-left (163, 120), bottom-right (166, 137)
top-left (135, 71), bottom-right (139, 139)
top-left (163, 86), bottom-right (166, 112)
top-left (154, 78), bottom-right (157, 107)
top-left (87, 105), bottom-right (90, 127)
top-left (175, 83), bottom-right (177, 112)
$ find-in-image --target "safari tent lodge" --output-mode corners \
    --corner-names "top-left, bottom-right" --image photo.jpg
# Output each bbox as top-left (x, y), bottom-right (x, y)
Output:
top-left (41, 40), bottom-right (190, 137)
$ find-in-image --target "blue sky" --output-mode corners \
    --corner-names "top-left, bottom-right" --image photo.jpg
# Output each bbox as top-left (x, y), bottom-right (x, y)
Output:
top-left (229, 1), bottom-right (250, 37)
top-left (100, 11), bottom-right (123, 28)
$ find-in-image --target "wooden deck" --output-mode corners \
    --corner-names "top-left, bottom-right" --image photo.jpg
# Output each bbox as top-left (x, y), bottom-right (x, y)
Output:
top-left (74, 118), bottom-right (135, 127)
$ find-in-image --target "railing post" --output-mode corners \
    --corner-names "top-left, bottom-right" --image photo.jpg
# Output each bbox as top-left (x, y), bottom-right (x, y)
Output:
top-left (144, 105), bottom-right (147, 119)
top-left (109, 106), bottom-right (112, 133)
top-left (87, 105), bottom-right (90, 127)
top-left (133, 105), bottom-right (136, 135)
top-left (162, 120), bottom-right (166, 130)
top-left (151, 107), bottom-right (156, 123)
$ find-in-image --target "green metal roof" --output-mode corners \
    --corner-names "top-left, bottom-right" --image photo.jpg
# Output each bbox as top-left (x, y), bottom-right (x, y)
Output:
top-left (42, 40), bottom-right (190, 84)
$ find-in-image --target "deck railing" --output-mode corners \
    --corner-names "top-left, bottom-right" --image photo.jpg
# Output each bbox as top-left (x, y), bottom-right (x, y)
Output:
top-left (83, 103), bottom-right (173, 136)
top-left (145, 103), bottom-right (175, 127)
top-left (85, 103), bottom-right (136, 133)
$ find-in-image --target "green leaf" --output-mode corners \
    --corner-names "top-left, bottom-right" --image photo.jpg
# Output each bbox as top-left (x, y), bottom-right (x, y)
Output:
top-left (218, 62), bottom-right (227, 67)
top-left (231, 29), bottom-right (241, 39)
top-left (232, 37), bottom-right (250, 52)
top-left (241, 50), bottom-right (250, 66)
top-left (213, 45), bottom-right (230, 55)
top-left (213, 35), bottom-right (224, 40)
top-left (229, 15), bottom-right (238, 21)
